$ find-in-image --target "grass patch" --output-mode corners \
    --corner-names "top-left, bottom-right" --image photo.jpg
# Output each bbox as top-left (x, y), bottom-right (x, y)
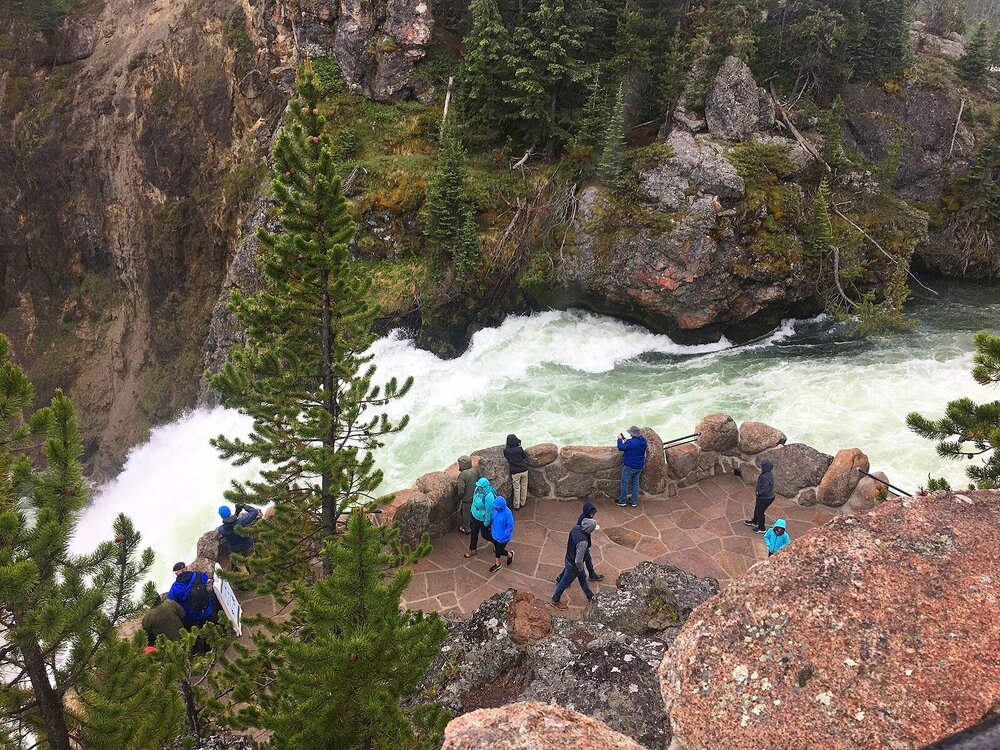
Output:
top-left (365, 259), bottom-right (432, 316)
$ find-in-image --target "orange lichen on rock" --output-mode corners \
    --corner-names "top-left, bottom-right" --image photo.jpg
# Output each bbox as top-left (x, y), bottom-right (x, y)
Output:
top-left (660, 491), bottom-right (1000, 750)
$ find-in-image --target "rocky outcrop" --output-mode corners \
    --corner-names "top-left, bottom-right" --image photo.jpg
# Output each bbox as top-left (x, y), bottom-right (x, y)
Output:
top-left (639, 130), bottom-right (745, 210)
top-left (910, 21), bottom-right (966, 61)
top-left (442, 702), bottom-right (646, 750)
top-left (704, 56), bottom-right (775, 141)
top-left (844, 78), bottom-right (973, 206)
top-left (816, 448), bottom-right (869, 508)
top-left (422, 588), bottom-right (671, 748)
top-left (660, 491), bottom-right (1000, 750)
top-left (845, 470), bottom-right (890, 513)
top-left (585, 561), bottom-right (719, 646)
top-left (249, 0), bottom-right (433, 103)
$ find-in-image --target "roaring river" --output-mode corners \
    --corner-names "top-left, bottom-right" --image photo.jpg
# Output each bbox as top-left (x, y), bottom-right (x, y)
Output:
top-left (72, 278), bottom-right (1000, 588)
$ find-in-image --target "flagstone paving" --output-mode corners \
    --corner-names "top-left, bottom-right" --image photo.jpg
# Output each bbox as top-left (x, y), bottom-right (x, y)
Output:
top-left (401, 474), bottom-right (837, 619)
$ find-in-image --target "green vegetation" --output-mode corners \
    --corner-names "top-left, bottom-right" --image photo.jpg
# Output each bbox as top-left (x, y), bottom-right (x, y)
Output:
top-left (208, 62), bottom-right (415, 593)
top-left (422, 121), bottom-right (480, 272)
top-left (909, 331), bottom-right (1000, 488)
top-left (225, 511), bottom-right (447, 749)
top-left (597, 84), bottom-right (628, 185)
top-left (958, 22), bottom-right (993, 83)
top-left (0, 334), bottom-right (157, 750)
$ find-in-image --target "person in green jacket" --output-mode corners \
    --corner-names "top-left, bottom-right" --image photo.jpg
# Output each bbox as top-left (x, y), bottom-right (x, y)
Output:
top-left (465, 477), bottom-right (495, 558)
top-left (455, 455), bottom-right (480, 534)
top-left (141, 595), bottom-right (186, 648)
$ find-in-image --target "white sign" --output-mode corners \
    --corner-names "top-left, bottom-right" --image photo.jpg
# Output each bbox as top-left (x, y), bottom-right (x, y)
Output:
top-left (213, 564), bottom-right (242, 637)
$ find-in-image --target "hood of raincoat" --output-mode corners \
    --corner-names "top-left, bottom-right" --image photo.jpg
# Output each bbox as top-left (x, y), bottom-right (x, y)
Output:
top-left (493, 495), bottom-right (509, 513)
top-left (774, 518), bottom-right (786, 529)
top-left (580, 517), bottom-right (599, 534)
top-left (506, 434), bottom-right (521, 448)
top-left (761, 459), bottom-right (774, 473)
top-left (458, 455), bottom-right (472, 471)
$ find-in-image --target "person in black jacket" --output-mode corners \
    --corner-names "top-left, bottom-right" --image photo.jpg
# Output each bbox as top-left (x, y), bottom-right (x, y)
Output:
top-left (217, 503), bottom-right (261, 554)
top-left (504, 434), bottom-right (530, 511)
top-left (744, 459), bottom-right (776, 534)
top-left (554, 501), bottom-right (604, 583)
top-left (550, 517), bottom-right (599, 609)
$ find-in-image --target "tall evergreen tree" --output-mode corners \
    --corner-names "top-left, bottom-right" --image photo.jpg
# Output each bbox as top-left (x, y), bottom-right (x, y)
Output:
top-left (422, 121), bottom-right (479, 272)
top-left (461, 0), bottom-right (514, 132)
top-left (908, 331), bottom-right (1000, 488)
top-left (208, 62), bottom-right (412, 592)
top-left (505, 0), bottom-right (591, 146)
top-left (958, 21), bottom-right (992, 82)
top-left (597, 84), bottom-right (628, 184)
top-left (821, 96), bottom-right (849, 173)
top-left (656, 23), bottom-right (689, 123)
top-left (806, 179), bottom-right (833, 266)
top-left (76, 635), bottom-right (186, 750)
top-left (855, 0), bottom-right (911, 82)
top-left (0, 334), bottom-right (155, 750)
top-left (457, 209), bottom-right (482, 276)
top-left (225, 511), bottom-right (447, 750)
top-left (990, 27), bottom-right (1000, 65)
top-left (576, 68), bottom-right (607, 147)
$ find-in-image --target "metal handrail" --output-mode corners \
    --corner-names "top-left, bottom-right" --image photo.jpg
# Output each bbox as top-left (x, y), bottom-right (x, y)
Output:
top-left (662, 432), bottom-right (701, 457)
top-left (857, 468), bottom-right (912, 498)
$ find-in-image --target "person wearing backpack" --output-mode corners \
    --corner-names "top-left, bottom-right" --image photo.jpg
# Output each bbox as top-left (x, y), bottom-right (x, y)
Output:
top-left (167, 562), bottom-right (214, 628)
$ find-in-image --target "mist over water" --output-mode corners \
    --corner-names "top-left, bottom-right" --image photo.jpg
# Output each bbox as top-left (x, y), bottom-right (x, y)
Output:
top-left (78, 278), bottom-right (1000, 587)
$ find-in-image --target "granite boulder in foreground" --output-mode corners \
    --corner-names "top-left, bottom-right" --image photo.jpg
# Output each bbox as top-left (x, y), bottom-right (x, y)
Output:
top-left (442, 702), bottom-right (646, 750)
top-left (659, 491), bottom-right (1000, 750)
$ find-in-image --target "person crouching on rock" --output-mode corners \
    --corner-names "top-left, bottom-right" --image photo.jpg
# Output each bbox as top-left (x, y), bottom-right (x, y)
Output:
top-left (141, 593), bottom-right (185, 652)
top-left (465, 477), bottom-right (495, 559)
top-left (488, 495), bottom-right (515, 573)
top-left (217, 502), bottom-right (261, 555)
top-left (551, 517), bottom-right (600, 610)
top-left (456, 455), bottom-right (480, 534)
top-left (745, 459), bottom-right (776, 534)
top-left (764, 519), bottom-right (790, 556)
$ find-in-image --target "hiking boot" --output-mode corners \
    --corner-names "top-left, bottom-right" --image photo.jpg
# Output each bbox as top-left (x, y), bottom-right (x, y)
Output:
top-left (589, 574), bottom-right (605, 582)
top-left (550, 599), bottom-right (568, 610)
top-left (743, 520), bottom-right (756, 528)
top-left (507, 550), bottom-right (514, 566)
top-left (489, 563), bottom-right (502, 573)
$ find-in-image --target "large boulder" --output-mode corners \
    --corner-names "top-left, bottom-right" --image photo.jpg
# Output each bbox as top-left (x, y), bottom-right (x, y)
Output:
top-left (696, 414), bottom-right (739, 454)
top-left (738, 421), bottom-right (787, 455)
top-left (660, 491), bottom-right (1000, 750)
top-left (415, 470), bottom-right (459, 536)
top-left (586, 561), bottom-right (719, 645)
top-left (639, 427), bottom-right (667, 495)
top-left (704, 56), bottom-right (775, 141)
top-left (442, 702), bottom-right (646, 750)
top-left (472, 445), bottom-right (513, 500)
top-left (422, 589), bottom-right (670, 748)
top-left (383, 488), bottom-right (431, 546)
top-left (526, 443), bottom-right (558, 467)
top-left (846, 470), bottom-right (891, 512)
top-left (560, 445), bottom-right (622, 474)
top-left (757, 443), bottom-right (833, 497)
top-left (639, 130), bottom-right (745, 210)
top-left (816, 448), bottom-right (869, 508)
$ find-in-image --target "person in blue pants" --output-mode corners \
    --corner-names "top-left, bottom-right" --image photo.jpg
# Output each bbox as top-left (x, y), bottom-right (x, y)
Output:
top-left (554, 501), bottom-right (604, 583)
top-left (551, 517), bottom-right (599, 610)
top-left (616, 426), bottom-right (647, 508)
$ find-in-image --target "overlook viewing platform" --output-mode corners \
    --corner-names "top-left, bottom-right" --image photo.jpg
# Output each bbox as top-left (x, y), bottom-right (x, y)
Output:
top-left (400, 478), bottom-right (837, 618)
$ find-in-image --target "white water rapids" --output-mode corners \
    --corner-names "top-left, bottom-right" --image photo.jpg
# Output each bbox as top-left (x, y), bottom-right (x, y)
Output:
top-left (71, 279), bottom-right (1000, 588)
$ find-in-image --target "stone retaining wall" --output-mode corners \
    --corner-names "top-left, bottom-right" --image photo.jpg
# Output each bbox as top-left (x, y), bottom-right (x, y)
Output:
top-left (382, 413), bottom-right (894, 547)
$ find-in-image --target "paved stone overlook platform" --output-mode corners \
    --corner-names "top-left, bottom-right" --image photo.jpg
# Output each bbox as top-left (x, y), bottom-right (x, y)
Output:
top-left (401, 474), bottom-right (837, 619)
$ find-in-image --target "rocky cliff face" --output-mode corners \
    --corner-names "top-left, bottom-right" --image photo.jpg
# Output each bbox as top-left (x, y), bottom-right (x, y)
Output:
top-left (0, 0), bottom-right (433, 474)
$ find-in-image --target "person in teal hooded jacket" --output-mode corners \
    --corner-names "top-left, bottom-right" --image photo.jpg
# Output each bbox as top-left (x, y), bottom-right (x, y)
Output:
top-left (488, 495), bottom-right (515, 573)
top-left (465, 477), bottom-right (496, 558)
top-left (764, 519), bottom-right (790, 556)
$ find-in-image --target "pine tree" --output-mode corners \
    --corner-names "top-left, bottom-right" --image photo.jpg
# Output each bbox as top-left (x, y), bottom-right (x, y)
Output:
top-left (958, 21), bottom-right (992, 83)
top-left (457, 209), bottom-right (482, 276)
top-left (656, 23), bottom-right (689, 123)
top-left (76, 635), bottom-right (186, 750)
top-left (908, 331), bottom-right (1000, 488)
top-left (806, 179), bottom-right (833, 266)
top-left (423, 121), bottom-right (479, 272)
top-left (575, 68), bottom-right (606, 148)
top-left (461, 0), bottom-right (514, 132)
top-left (990, 28), bottom-right (1000, 66)
top-left (821, 96), bottom-right (848, 173)
top-left (225, 511), bottom-right (448, 750)
top-left (855, 0), bottom-right (910, 82)
top-left (208, 62), bottom-right (412, 592)
top-left (0, 334), bottom-right (155, 750)
top-left (505, 0), bottom-right (591, 146)
top-left (597, 83), bottom-right (628, 184)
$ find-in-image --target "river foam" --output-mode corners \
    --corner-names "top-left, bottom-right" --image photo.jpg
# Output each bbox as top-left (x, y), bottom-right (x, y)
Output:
top-left (77, 284), bottom-right (1000, 586)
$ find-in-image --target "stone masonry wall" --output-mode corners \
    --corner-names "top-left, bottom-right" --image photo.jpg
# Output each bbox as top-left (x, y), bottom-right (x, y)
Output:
top-left (381, 413), bottom-right (896, 547)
